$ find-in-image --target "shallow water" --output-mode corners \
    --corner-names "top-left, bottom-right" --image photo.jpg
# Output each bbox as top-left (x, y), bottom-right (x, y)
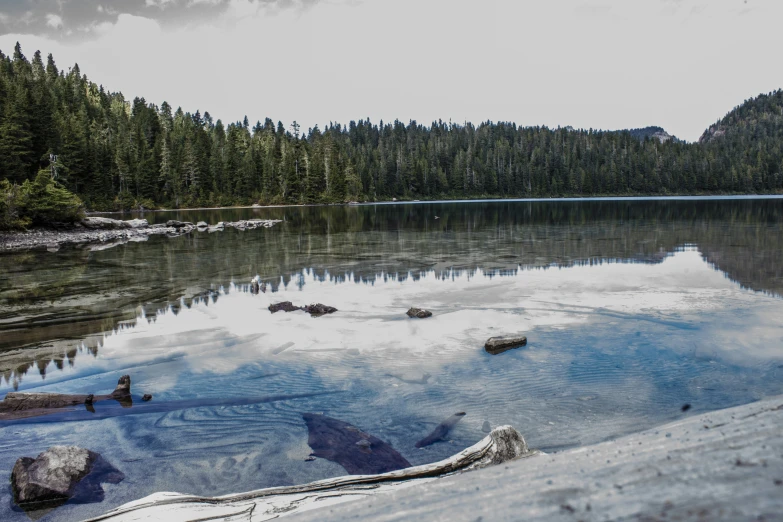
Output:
top-left (1, 198), bottom-right (782, 521)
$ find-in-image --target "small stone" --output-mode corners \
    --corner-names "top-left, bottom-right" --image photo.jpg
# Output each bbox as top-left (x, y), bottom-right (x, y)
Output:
top-left (406, 307), bottom-right (433, 319)
top-left (142, 394), bottom-right (152, 402)
top-left (484, 336), bottom-right (527, 355)
top-left (302, 303), bottom-right (338, 316)
top-left (196, 221), bottom-right (209, 229)
top-left (269, 301), bottom-right (301, 313)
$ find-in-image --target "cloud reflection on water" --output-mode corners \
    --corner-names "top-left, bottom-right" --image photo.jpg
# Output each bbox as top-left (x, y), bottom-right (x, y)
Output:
top-left (0, 248), bottom-right (782, 522)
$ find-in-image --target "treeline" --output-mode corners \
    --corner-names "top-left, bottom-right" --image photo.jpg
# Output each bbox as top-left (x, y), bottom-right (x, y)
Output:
top-left (1, 43), bottom-right (783, 214)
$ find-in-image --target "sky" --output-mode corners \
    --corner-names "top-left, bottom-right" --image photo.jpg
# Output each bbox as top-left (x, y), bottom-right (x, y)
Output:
top-left (0, 0), bottom-right (781, 142)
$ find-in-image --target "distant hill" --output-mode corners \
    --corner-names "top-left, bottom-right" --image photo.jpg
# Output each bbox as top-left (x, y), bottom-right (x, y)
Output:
top-left (625, 126), bottom-right (681, 144)
top-left (700, 89), bottom-right (783, 144)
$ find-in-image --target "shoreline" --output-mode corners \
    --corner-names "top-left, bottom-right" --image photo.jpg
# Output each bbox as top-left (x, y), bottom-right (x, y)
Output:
top-left (4, 194), bottom-right (782, 253)
top-left (0, 218), bottom-right (282, 253)
top-left (89, 395), bottom-right (783, 521)
top-left (88, 193), bottom-right (783, 216)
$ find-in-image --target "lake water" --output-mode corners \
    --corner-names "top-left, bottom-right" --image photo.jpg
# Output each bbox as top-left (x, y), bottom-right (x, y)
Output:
top-left (1, 198), bottom-right (782, 521)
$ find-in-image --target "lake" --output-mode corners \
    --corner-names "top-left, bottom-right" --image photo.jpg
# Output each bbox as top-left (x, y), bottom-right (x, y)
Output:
top-left (1, 197), bottom-right (782, 521)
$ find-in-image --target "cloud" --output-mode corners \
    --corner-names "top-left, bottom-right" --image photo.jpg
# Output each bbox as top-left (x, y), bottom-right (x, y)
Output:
top-left (0, 0), bottom-right (322, 41)
top-left (0, 0), bottom-right (780, 142)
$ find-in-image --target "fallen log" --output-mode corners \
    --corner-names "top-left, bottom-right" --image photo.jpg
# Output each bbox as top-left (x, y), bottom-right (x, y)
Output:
top-left (86, 426), bottom-right (538, 521)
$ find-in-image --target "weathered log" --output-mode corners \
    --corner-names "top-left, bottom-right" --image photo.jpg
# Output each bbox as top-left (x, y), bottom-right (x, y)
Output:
top-left (0, 375), bottom-right (133, 421)
top-left (85, 425), bottom-right (536, 522)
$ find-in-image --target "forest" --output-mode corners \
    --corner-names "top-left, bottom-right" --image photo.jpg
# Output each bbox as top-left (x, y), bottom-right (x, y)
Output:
top-left (1, 42), bottom-right (782, 224)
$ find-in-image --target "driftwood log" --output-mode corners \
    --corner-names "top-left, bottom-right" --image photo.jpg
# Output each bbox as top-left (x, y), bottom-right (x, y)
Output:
top-left (85, 426), bottom-right (537, 521)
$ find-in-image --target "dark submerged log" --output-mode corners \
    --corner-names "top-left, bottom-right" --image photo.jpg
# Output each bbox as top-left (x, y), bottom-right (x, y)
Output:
top-left (415, 412), bottom-right (467, 448)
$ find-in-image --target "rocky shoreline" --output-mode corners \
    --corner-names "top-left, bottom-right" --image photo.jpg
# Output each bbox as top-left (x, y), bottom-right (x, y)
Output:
top-left (0, 217), bottom-right (283, 252)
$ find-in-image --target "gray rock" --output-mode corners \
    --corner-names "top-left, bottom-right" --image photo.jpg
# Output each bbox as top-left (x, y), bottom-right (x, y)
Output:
top-left (81, 217), bottom-right (131, 230)
top-left (11, 446), bottom-right (124, 511)
top-left (125, 219), bottom-right (149, 228)
top-left (484, 336), bottom-right (527, 355)
top-left (165, 220), bottom-right (193, 229)
top-left (407, 307), bottom-right (433, 319)
top-left (196, 221), bottom-right (209, 229)
top-left (482, 421), bottom-right (491, 433)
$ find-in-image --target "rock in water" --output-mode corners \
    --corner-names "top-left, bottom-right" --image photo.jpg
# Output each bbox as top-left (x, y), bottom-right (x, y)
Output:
top-left (269, 302), bottom-right (300, 313)
top-left (302, 413), bottom-right (411, 475)
top-left (81, 217), bottom-right (132, 230)
top-left (415, 412), bottom-right (467, 448)
top-left (302, 303), bottom-right (338, 316)
top-left (125, 219), bottom-right (149, 228)
top-left (196, 221), bottom-right (209, 229)
top-left (11, 446), bottom-right (124, 515)
top-left (406, 307), bottom-right (433, 319)
top-left (165, 220), bottom-right (193, 229)
top-left (484, 336), bottom-right (527, 355)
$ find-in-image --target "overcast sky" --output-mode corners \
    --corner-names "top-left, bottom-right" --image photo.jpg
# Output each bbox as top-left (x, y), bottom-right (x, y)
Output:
top-left (0, 0), bottom-right (781, 141)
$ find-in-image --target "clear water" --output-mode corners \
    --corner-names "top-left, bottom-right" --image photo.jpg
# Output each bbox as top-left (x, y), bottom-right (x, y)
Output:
top-left (1, 198), bottom-right (782, 521)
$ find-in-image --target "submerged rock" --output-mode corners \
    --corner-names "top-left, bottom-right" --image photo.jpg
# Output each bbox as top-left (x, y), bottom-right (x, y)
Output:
top-left (415, 412), bottom-right (467, 448)
top-left (303, 413), bottom-right (411, 475)
top-left (11, 446), bottom-right (124, 515)
top-left (406, 307), bottom-right (433, 319)
top-left (303, 303), bottom-right (338, 316)
top-left (269, 301), bottom-right (301, 313)
top-left (484, 336), bottom-right (527, 355)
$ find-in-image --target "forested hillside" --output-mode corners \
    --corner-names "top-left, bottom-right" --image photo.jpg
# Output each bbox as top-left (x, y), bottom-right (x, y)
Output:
top-left (1, 43), bottom-right (782, 213)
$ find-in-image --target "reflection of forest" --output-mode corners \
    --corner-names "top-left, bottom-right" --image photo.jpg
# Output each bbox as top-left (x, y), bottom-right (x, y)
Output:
top-left (1, 199), bottom-right (781, 387)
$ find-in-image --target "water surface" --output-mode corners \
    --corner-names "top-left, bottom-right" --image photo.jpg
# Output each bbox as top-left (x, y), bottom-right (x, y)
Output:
top-left (1, 198), bottom-right (782, 521)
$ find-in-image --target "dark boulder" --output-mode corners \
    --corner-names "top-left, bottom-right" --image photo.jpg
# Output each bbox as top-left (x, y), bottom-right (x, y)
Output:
top-left (269, 302), bottom-right (301, 313)
top-left (302, 413), bottom-right (411, 474)
top-left (11, 446), bottom-right (124, 515)
top-left (142, 394), bottom-right (152, 402)
top-left (484, 336), bottom-right (527, 355)
top-left (165, 220), bottom-right (193, 229)
top-left (406, 307), bottom-right (433, 319)
top-left (303, 303), bottom-right (338, 316)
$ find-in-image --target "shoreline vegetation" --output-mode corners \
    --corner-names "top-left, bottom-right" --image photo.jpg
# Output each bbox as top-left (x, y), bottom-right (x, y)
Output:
top-left (1, 43), bottom-right (782, 230)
